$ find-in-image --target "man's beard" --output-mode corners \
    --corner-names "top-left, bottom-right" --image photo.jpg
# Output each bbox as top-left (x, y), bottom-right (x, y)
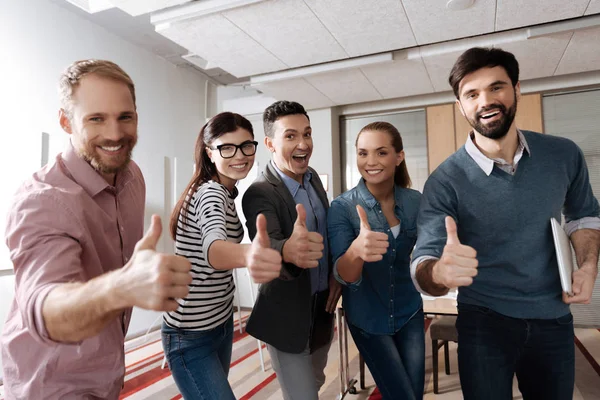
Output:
top-left (467, 95), bottom-right (517, 140)
top-left (80, 137), bottom-right (136, 175)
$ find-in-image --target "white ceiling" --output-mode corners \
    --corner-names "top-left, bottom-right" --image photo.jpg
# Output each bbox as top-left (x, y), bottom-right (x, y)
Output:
top-left (224, 0), bottom-right (349, 68)
top-left (152, 0), bottom-right (600, 78)
top-left (495, 0), bottom-right (590, 30)
top-left (402, 0), bottom-right (497, 45)
top-left (302, 0), bottom-right (416, 57)
top-left (587, 0), bottom-right (600, 14)
top-left (110, 0), bottom-right (188, 16)
top-left (555, 26), bottom-right (600, 75)
top-left (252, 78), bottom-right (336, 109)
top-left (61, 0), bottom-right (600, 109)
top-left (158, 12), bottom-right (288, 77)
top-left (54, 0), bottom-right (244, 84)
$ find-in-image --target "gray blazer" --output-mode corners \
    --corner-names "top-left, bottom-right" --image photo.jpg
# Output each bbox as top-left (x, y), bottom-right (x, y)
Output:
top-left (241, 161), bottom-right (334, 354)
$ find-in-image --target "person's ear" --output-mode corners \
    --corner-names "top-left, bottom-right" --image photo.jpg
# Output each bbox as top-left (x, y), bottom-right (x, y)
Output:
top-left (59, 109), bottom-right (72, 134)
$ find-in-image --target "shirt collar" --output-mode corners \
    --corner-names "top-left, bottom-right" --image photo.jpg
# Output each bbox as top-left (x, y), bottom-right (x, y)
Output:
top-left (61, 140), bottom-right (134, 197)
top-left (271, 160), bottom-right (311, 197)
top-left (357, 179), bottom-right (377, 209)
top-left (464, 129), bottom-right (531, 176)
top-left (357, 178), bottom-right (404, 212)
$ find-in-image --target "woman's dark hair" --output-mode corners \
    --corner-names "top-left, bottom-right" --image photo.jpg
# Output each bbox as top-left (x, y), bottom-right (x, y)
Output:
top-left (169, 112), bottom-right (254, 240)
top-left (448, 47), bottom-right (519, 98)
top-left (356, 121), bottom-right (411, 188)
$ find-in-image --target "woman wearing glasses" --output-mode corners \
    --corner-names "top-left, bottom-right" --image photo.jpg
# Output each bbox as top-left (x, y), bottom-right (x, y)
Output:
top-left (161, 112), bottom-right (282, 399)
top-left (327, 122), bottom-right (424, 400)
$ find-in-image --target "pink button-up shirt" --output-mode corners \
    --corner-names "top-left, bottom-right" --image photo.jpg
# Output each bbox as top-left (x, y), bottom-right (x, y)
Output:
top-left (1, 142), bottom-right (145, 399)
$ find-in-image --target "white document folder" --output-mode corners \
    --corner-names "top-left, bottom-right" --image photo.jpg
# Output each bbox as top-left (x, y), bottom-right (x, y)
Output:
top-left (550, 218), bottom-right (574, 296)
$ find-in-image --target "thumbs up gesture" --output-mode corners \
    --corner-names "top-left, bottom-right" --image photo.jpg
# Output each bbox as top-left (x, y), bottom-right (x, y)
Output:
top-left (116, 214), bottom-right (193, 311)
top-left (245, 214), bottom-right (282, 283)
top-left (351, 205), bottom-right (389, 262)
top-left (432, 216), bottom-right (478, 288)
top-left (282, 204), bottom-right (324, 269)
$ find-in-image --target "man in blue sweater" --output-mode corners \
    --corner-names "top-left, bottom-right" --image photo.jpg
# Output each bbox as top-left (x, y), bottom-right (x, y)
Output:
top-left (412, 47), bottom-right (600, 400)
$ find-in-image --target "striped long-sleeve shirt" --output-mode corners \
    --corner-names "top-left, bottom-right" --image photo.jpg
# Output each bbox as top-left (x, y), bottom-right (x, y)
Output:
top-left (164, 181), bottom-right (243, 330)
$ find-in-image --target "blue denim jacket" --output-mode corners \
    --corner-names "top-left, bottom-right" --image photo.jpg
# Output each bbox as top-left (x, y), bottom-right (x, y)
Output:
top-left (327, 179), bottom-right (422, 335)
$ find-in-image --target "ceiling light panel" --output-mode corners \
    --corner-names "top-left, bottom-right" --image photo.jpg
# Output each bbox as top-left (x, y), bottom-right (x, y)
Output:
top-left (222, 0), bottom-right (348, 68)
top-left (401, 0), bottom-right (496, 45)
top-left (110, 0), bottom-right (190, 16)
top-left (302, 0), bottom-right (417, 57)
top-left (157, 13), bottom-right (287, 77)
top-left (495, 0), bottom-right (589, 31)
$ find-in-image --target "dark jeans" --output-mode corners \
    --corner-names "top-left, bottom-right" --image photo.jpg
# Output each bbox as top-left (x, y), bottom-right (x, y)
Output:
top-left (348, 309), bottom-right (425, 400)
top-left (161, 316), bottom-right (235, 400)
top-left (456, 302), bottom-right (575, 400)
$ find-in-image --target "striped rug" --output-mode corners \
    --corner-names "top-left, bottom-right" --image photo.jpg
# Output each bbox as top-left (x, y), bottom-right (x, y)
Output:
top-left (1, 311), bottom-right (599, 399)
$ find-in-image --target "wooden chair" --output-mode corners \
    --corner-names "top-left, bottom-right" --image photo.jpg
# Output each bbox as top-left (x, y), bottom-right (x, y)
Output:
top-left (429, 316), bottom-right (458, 394)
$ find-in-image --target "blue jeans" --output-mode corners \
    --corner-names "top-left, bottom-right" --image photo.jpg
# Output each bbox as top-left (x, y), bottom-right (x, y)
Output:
top-left (348, 309), bottom-right (425, 400)
top-left (456, 302), bottom-right (575, 400)
top-left (161, 316), bottom-right (235, 400)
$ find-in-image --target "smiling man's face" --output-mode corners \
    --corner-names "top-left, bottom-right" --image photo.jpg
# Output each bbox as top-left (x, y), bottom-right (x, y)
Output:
top-left (457, 65), bottom-right (519, 140)
top-left (265, 113), bottom-right (313, 183)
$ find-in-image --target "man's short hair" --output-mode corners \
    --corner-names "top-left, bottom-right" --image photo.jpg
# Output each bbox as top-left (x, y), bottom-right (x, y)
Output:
top-left (59, 59), bottom-right (136, 118)
top-left (448, 47), bottom-right (519, 99)
top-left (262, 100), bottom-right (310, 138)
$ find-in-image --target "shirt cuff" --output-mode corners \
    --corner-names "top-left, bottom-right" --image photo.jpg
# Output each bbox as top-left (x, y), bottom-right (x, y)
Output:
top-left (410, 255), bottom-right (440, 296)
top-left (333, 258), bottom-right (362, 291)
top-left (32, 283), bottom-right (82, 346)
top-left (565, 216), bottom-right (600, 236)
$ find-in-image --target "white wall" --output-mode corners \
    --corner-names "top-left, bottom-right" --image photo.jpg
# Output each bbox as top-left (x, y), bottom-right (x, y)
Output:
top-left (216, 87), bottom-right (342, 307)
top-left (0, 0), bottom-right (208, 373)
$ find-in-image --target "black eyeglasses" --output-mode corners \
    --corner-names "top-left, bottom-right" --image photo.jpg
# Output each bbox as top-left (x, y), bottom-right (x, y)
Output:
top-left (210, 140), bottom-right (258, 159)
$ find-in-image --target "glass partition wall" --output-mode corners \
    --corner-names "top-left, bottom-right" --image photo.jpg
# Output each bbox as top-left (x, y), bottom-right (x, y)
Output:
top-left (543, 89), bottom-right (600, 327)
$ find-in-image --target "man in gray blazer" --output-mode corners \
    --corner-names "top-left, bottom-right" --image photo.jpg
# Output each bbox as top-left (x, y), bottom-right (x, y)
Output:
top-left (242, 100), bottom-right (342, 400)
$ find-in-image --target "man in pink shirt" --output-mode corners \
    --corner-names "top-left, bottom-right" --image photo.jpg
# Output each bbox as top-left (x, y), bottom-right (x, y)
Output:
top-left (1, 60), bottom-right (192, 399)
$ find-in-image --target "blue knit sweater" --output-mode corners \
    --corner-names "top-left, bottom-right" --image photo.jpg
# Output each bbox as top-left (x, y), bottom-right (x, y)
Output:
top-left (413, 130), bottom-right (600, 319)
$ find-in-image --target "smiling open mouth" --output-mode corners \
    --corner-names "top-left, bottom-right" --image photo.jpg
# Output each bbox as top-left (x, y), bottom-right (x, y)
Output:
top-left (99, 145), bottom-right (123, 152)
top-left (230, 163), bottom-right (248, 170)
top-left (479, 110), bottom-right (500, 120)
top-left (292, 154), bottom-right (308, 161)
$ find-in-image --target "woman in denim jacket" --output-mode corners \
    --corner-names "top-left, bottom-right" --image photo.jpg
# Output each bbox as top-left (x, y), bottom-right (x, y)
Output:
top-left (328, 121), bottom-right (424, 400)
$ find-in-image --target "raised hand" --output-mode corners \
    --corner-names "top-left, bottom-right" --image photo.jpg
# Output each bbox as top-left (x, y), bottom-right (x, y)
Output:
top-left (432, 216), bottom-right (478, 288)
top-left (282, 204), bottom-right (324, 269)
top-left (351, 205), bottom-right (389, 262)
top-left (117, 215), bottom-right (192, 311)
top-left (246, 214), bottom-right (282, 283)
